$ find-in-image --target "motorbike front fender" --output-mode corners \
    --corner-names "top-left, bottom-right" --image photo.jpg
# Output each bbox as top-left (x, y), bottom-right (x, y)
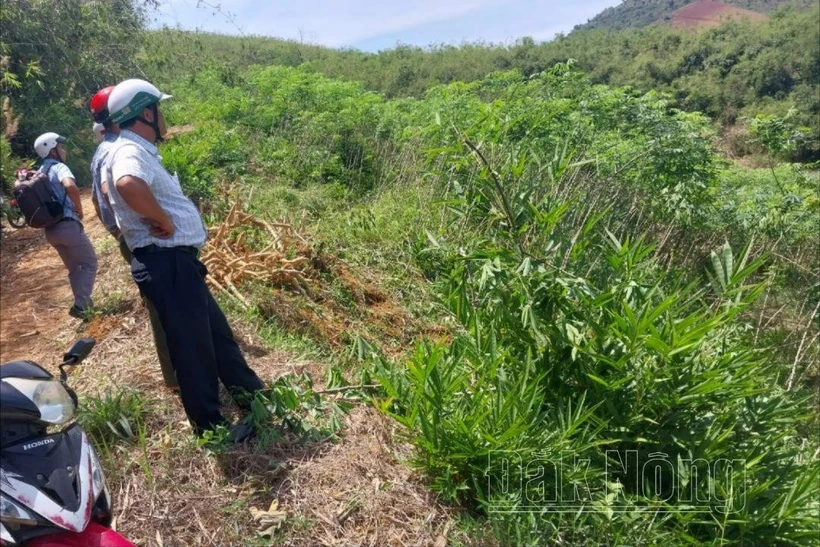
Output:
top-left (23, 522), bottom-right (135, 547)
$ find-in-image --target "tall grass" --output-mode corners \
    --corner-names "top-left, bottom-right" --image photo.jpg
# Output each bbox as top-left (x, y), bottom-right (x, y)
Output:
top-left (374, 126), bottom-right (820, 544)
top-left (117, 60), bottom-right (818, 544)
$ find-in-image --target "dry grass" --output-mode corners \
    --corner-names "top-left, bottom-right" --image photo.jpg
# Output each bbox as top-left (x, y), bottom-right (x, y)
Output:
top-left (1, 202), bottom-right (479, 546)
top-left (201, 194), bottom-right (439, 357)
top-left (271, 407), bottom-right (457, 547)
top-left (73, 298), bottom-right (470, 546)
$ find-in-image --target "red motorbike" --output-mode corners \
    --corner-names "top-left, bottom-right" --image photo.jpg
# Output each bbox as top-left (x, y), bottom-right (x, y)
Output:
top-left (0, 194), bottom-right (26, 229)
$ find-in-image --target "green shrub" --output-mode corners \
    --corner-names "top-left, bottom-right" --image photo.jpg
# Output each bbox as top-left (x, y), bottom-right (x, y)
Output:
top-left (79, 388), bottom-right (148, 447)
top-left (375, 117), bottom-right (819, 544)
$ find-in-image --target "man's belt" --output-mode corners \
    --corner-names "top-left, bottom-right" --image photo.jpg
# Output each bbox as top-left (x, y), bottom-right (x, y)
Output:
top-left (132, 244), bottom-right (200, 257)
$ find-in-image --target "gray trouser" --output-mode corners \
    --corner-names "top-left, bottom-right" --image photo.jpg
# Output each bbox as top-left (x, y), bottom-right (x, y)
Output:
top-left (118, 236), bottom-right (178, 389)
top-left (44, 219), bottom-right (98, 309)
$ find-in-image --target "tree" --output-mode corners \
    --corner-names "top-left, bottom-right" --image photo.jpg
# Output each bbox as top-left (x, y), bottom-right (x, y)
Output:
top-left (0, 0), bottom-right (156, 167)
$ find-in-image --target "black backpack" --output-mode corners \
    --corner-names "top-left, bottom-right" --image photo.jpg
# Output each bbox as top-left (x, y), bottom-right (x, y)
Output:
top-left (13, 164), bottom-right (66, 229)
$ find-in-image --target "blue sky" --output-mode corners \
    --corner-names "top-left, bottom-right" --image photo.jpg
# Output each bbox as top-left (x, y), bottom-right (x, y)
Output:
top-left (152, 0), bottom-right (623, 52)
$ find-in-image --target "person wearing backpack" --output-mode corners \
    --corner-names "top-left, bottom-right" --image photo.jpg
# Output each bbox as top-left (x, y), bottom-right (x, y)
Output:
top-left (31, 132), bottom-right (98, 318)
top-left (88, 86), bottom-right (178, 392)
top-left (106, 78), bottom-right (264, 442)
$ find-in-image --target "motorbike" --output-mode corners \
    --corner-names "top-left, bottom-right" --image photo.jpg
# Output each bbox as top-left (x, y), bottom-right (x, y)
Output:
top-left (0, 195), bottom-right (26, 229)
top-left (0, 339), bottom-right (135, 547)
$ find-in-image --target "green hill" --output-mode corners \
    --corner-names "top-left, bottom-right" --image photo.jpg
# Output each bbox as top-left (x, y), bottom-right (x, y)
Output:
top-left (578, 0), bottom-right (814, 30)
top-left (140, 6), bottom-right (819, 160)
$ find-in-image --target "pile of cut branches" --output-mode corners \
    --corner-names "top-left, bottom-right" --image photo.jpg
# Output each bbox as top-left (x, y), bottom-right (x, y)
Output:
top-left (201, 200), bottom-right (312, 308)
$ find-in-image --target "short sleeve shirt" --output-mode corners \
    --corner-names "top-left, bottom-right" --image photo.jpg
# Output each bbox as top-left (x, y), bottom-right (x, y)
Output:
top-left (90, 133), bottom-right (119, 235)
top-left (106, 130), bottom-right (207, 251)
top-left (40, 159), bottom-right (79, 222)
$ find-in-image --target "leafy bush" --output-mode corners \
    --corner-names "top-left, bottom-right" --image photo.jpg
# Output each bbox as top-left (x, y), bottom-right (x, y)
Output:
top-left (160, 123), bottom-right (247, 201)
top-left (375, 131), bottom-right (820, 544)
top-left (247, 373), bottom-right (349, 448)
top-left (749, 108), bottom-right (816, 161)
top-left (0, 135), bottom-right (24, 195)
top-left (714, 164), bottom-right (819, 246)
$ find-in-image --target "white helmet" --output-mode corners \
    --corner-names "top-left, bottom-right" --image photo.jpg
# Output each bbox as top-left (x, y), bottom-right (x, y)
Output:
top-left (33, 132), bottom-right (66, 159)
top-left (93, 122), bottom-right (105, 141)
top-left (108, 79), bottom-right (172, 125)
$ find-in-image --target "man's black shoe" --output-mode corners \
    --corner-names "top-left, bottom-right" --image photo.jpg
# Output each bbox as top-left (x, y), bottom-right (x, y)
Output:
top-left (228, 421), bottom-right (255, 444)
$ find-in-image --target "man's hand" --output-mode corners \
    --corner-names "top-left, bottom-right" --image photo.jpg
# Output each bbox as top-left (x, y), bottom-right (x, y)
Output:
top-left (142, 217), bottom-right (175, 238)
top-left (62, 178), bottom-right (83, 219)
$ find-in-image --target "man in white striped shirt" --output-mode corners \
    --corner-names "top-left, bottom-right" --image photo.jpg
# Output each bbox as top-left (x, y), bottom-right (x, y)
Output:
top-left (88, 85), bottom-right (177, 392)
top-left (106, 79), bottom-right (263, 442)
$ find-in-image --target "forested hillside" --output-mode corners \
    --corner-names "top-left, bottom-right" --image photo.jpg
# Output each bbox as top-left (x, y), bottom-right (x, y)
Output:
top-left (578, 0), bottom-right (815, 30)
top-left (2, 2), bottom-right (817, 165)
top-left (1, 1), bottom-right (818, 545)
top-left (139, 5), bottom-right (819, 160)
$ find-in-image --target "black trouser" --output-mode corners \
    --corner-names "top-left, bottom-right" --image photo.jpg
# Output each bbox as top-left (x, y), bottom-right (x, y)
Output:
top-left (130, 246), bottom-right (264, 433)
top-left (118, 237), bottom-right (177, 389)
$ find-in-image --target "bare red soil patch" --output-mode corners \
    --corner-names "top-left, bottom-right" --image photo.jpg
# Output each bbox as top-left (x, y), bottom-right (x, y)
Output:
top-left (668, 0), bottom-right (768, 28)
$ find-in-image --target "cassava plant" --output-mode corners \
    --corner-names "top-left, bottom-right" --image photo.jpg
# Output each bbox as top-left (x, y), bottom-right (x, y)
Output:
top-left (375, 127), bottom-right (819, 545)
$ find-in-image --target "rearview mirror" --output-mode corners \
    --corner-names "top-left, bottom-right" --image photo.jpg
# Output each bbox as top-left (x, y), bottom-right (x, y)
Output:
top-left (63, 338), bottom-right (96, 365)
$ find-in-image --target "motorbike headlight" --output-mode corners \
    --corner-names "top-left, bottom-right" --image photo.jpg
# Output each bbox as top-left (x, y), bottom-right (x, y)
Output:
top-left (3, 378), bottom-right (75, 425)
top-left (0, 494), bottom-right (38, 526)
top-left (89, 446), bottom-right (106, 498)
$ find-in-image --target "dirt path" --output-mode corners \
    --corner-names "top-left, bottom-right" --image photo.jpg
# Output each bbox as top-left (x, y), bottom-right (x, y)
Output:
top-left (0, 190), bottom-right (465, 546)
top-left (0, 189), bottom-right (113, 363)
